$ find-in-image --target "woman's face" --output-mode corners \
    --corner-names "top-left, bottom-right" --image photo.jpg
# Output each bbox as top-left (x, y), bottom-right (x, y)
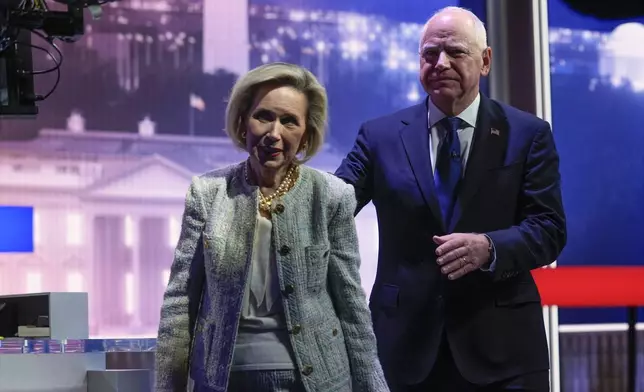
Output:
top-left (245, 85), bottom-right (308, 172)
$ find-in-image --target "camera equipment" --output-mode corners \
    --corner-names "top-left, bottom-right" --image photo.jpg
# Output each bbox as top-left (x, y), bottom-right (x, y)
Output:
top-left (0, 0), bottom-right (113, 118)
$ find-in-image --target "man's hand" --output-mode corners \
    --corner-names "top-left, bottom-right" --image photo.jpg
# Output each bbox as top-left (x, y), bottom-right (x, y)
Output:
top-left (434, 233), bottom-right (491, 280)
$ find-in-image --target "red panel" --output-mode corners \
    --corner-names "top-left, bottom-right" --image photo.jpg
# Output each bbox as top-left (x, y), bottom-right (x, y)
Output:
top-left (531, 267), bottom-right (644, 307)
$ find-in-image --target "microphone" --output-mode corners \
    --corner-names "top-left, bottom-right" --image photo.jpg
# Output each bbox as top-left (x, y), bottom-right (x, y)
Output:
top-left (450, 150), bottom-right (461, 159)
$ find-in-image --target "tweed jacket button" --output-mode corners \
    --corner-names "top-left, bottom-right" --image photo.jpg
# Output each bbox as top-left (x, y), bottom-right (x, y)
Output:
top-left (282, 284), bottom-right (295, 295)
top-left (301, 365), bottom-right (313, 376)
top-left (332, 328), bottom-right (338, 336)
top-left (279, 245), bottom-right (291, 255)
top-left (274, 203), bottom-right (285, 213)
top-left (291, 324), bottom-right (302, 335)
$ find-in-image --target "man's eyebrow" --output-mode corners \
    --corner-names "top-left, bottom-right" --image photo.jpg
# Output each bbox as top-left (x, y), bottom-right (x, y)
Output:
top-left (421, 42), bottom-right (469, 51)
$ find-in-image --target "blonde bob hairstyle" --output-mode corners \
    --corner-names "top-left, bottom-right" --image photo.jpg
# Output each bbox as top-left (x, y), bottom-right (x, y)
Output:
top-left (225, 62), bottom-right (328, 163)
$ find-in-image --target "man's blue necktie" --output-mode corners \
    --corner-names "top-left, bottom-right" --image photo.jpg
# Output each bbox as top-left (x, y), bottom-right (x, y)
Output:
top-left (434, 117), bottom-right (463, 228)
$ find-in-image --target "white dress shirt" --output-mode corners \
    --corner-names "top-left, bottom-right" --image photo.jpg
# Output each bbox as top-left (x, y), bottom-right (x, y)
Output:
top-left (428, 93), bottom-right (480, 174)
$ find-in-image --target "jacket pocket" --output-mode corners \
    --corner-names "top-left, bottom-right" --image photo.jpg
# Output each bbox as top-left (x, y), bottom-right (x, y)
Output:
top-left (305, 243), bottom-right (330, 290)
top-left (495, 281), bottom-right (542, 307)
top-left (487, 161), bottom-right (523, 172)
top-left (314, 321), bottom-right (349, 379)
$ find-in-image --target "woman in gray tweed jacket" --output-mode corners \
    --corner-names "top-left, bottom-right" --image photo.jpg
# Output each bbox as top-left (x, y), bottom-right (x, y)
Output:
top-left (155, 62), bottom-right (388, 392)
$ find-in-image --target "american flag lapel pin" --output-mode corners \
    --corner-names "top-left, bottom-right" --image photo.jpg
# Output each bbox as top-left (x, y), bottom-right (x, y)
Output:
top-left (490, 128), bottom-right (500, 136)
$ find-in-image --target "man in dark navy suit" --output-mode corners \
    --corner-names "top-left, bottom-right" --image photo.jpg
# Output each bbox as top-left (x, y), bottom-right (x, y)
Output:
top-left (335, 6), bottom-right (566, 392)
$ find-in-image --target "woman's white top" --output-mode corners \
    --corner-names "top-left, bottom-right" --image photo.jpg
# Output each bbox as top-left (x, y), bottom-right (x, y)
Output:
top-left (231, 214), bottom-right (296, 371)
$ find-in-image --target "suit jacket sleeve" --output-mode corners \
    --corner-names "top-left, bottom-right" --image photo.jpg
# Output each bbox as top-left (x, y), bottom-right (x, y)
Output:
top-left (486, 123), bottom-right (567, 281)
top-left (155, 178), bottom-right (207, 392)
top-left (327, 185), bottom-right (389, 391)
top-left (335, 124), bottom-right (375, 214)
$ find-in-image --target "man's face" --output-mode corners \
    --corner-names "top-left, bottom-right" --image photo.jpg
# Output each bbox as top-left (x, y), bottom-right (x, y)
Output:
top-left (419, 13), bottom-right (491, 107)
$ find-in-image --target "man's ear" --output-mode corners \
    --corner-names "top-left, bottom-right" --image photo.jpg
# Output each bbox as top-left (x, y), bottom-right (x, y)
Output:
top-left (481, 47), bottom-right (492, 77)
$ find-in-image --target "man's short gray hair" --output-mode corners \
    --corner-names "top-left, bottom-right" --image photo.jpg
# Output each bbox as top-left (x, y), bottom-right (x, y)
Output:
top-left (225, 62), bottom-right (328, 163)
top-left (420, 6), bottom-right (488, 52)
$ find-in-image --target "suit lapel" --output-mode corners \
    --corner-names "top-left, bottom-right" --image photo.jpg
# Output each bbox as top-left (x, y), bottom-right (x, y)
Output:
top-left (450, 95), bottom-right (509, 231)
top-left (399, 101), bottom-right (445, 232)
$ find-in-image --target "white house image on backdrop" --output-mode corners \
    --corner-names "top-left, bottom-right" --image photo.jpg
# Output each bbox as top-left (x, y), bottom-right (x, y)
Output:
top-left (0, 112), bottom-right (379, 338)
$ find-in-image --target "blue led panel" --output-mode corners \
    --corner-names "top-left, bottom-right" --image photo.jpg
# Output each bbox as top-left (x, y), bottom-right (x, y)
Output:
top-left (0, 206), bottom-right (34, 253)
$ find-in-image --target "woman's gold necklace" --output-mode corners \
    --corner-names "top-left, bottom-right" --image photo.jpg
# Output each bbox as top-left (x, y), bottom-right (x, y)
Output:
top-left (245, 163), bottom-right (299, 213)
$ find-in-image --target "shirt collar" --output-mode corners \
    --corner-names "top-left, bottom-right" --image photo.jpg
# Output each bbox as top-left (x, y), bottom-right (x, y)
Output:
top-left (427, 93), bottom-right (481, 129)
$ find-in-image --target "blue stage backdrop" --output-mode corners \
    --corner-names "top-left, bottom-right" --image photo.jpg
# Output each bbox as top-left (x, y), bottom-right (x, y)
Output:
top-left (0, 206), bottom-right (34, 253)
top-left (548, 0), bottom-right (644, 324)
